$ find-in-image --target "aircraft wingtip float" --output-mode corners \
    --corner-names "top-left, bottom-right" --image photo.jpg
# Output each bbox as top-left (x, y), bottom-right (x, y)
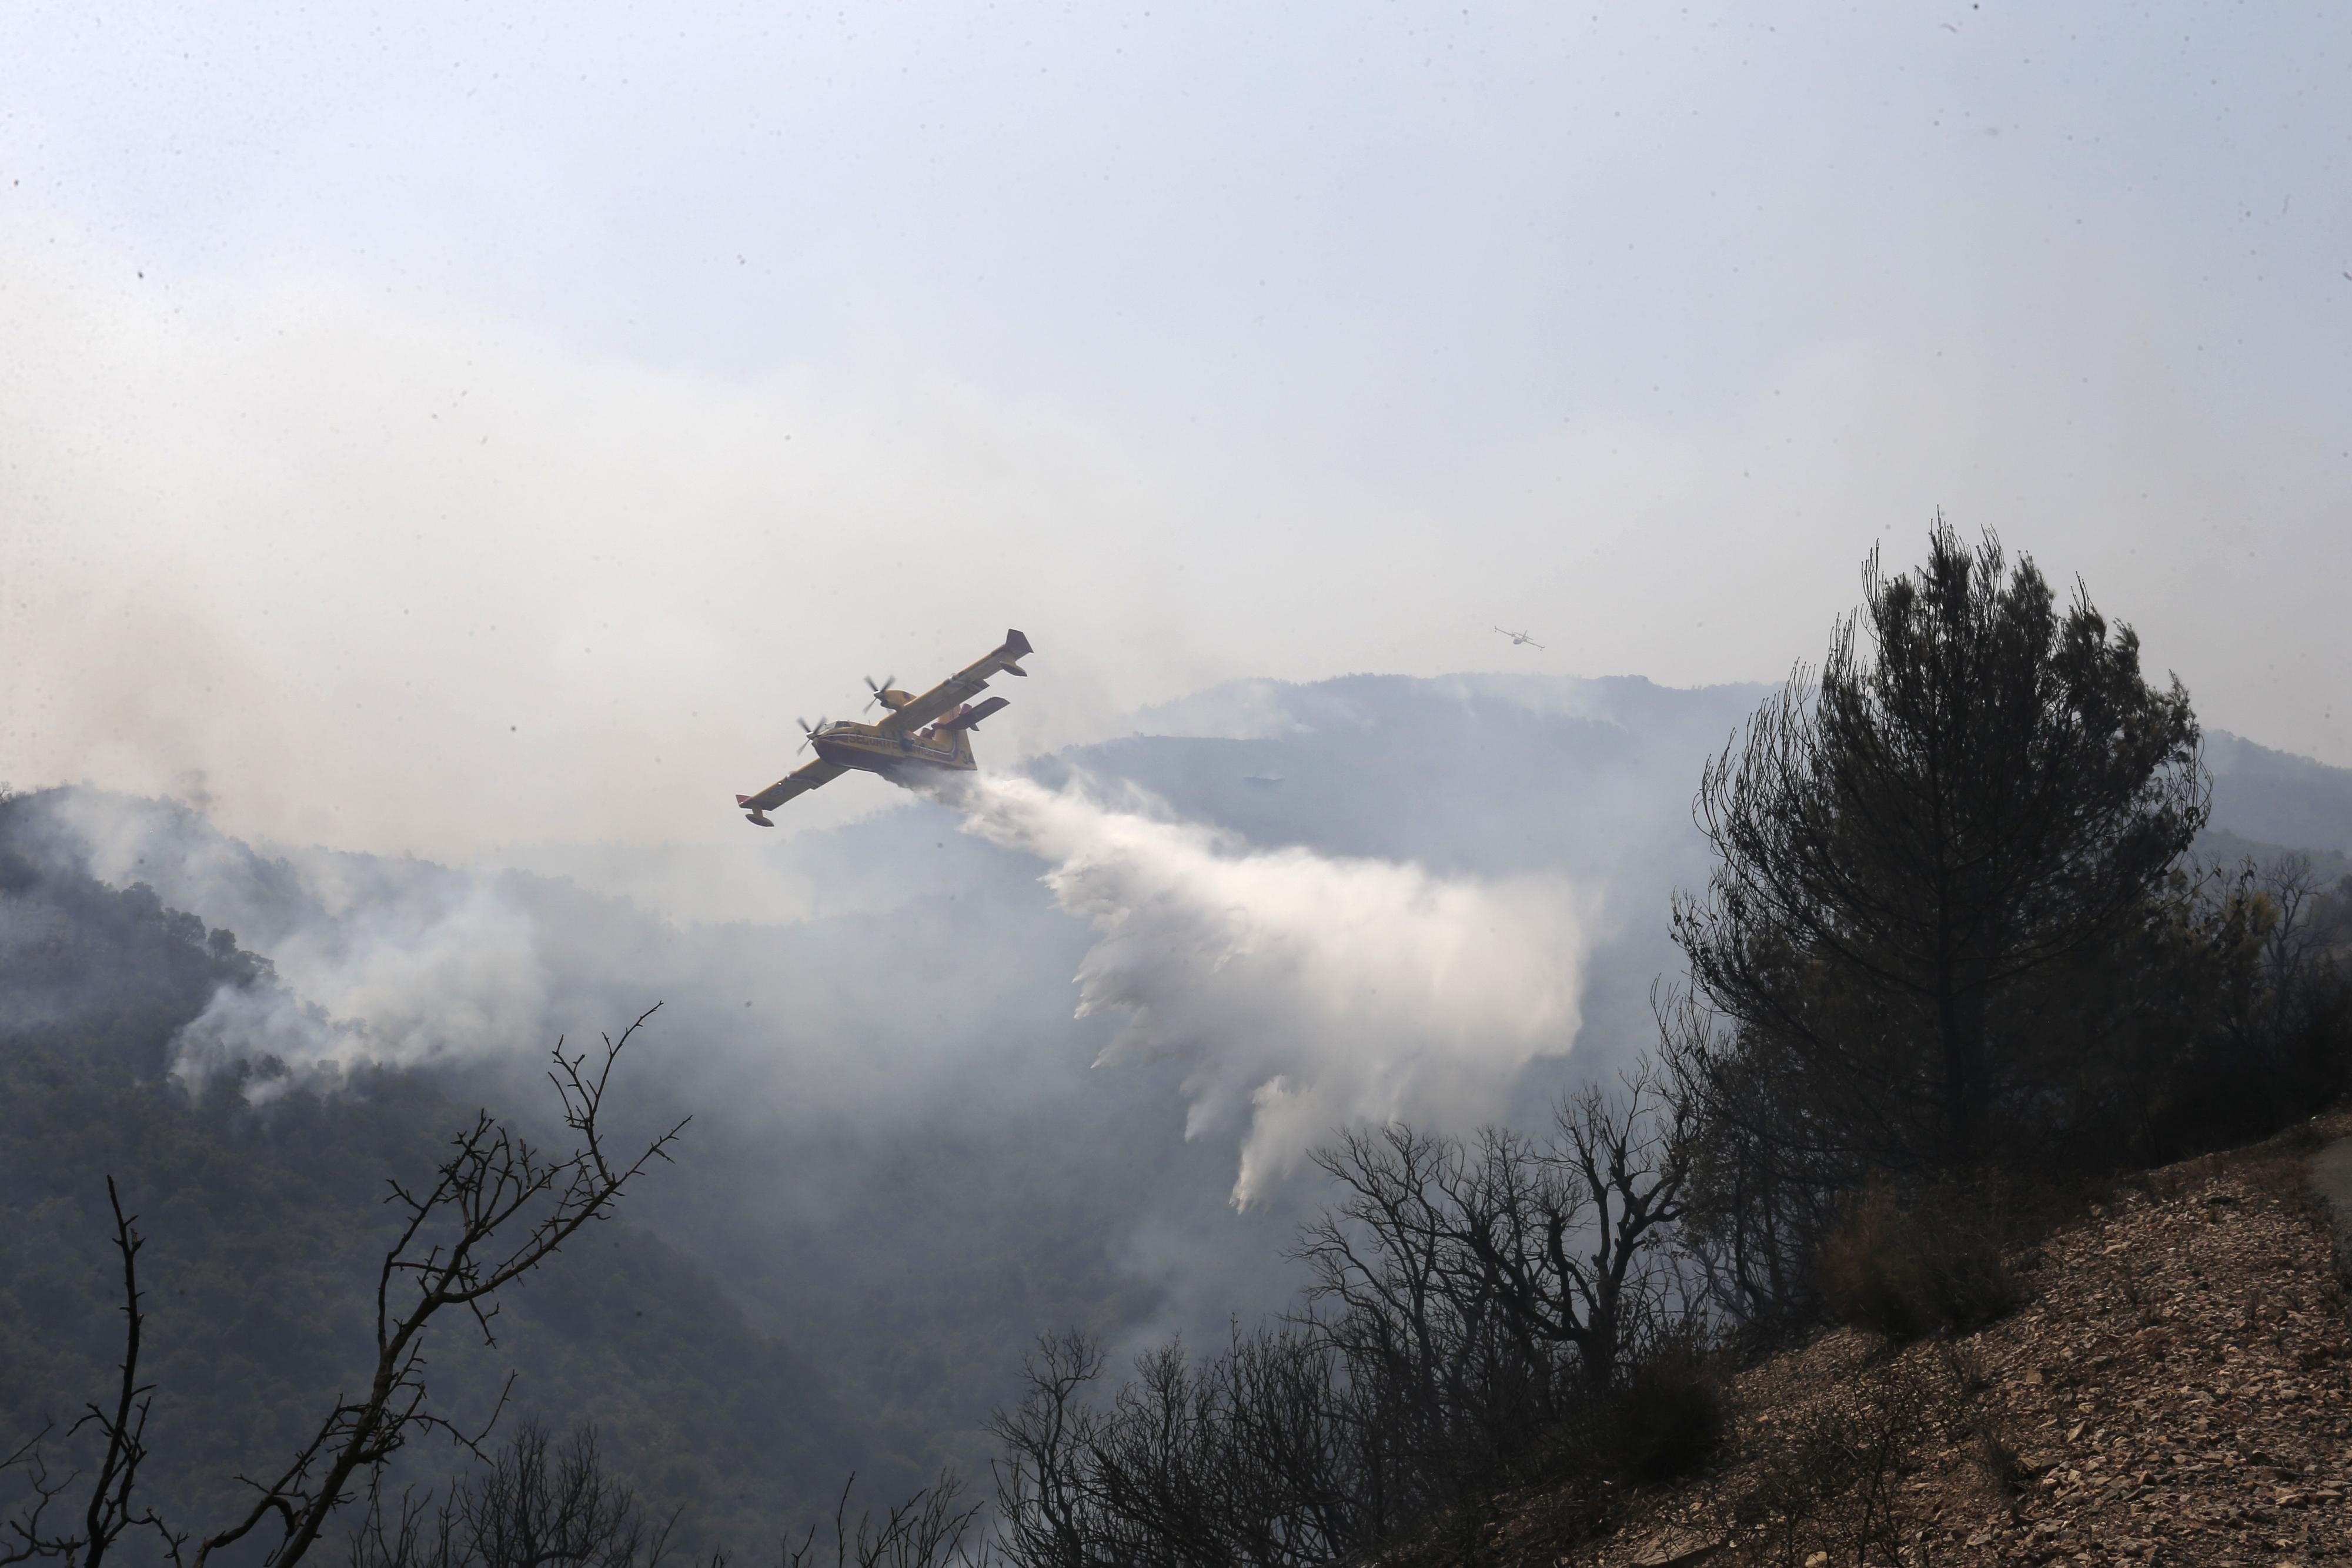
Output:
top-left (734, 629), bottom-right (1034, 827)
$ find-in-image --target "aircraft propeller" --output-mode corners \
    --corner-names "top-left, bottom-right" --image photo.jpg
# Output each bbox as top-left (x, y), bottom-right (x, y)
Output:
top-left (796, 716), bottom-right (830, 753)
top-left (862, 674), bottom-right (898, 711)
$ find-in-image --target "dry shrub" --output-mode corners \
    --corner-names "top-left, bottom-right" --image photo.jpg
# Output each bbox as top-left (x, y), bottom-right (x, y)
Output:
top-left (1969, 1420), bottom-right (2025, 1508)
top-left (1729, 1362), bottom-right (1929, 1568)
top-left (1933, 1336), bottom-right (1993, 1396)
top-left (1816, 1185), bottom-right (2020, 1342)
top-left (1607, 1351), bottom-right (1726, 1485)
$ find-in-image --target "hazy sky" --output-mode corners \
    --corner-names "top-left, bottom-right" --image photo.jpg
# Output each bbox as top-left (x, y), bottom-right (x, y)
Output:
top-left (5, 2), bottom-right (2348, 856)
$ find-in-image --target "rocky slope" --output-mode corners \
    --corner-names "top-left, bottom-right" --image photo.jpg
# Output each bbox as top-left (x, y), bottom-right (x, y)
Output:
top-left (1495, 1121), bottom-right (2352, 1568)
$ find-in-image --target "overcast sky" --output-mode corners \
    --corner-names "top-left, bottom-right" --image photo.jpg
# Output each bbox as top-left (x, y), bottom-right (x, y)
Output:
top-left (4, 2), bottom-right (2348, 857)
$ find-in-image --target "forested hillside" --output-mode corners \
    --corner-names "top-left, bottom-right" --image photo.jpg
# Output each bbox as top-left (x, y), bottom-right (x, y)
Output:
top-left (958, 526), bottom-right (2352, 1568)
top-left (0, 798), bottom-right (854, 1552)
top-left (7, 646), bottom-right (2352, 1563)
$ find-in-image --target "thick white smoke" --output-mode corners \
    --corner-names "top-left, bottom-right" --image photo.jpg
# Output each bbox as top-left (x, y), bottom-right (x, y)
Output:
top-left (32, 790), bottom-right (556, 1088)
top-left (29, 775), bottom-right (1599, 1185)
top-left (931, 774), bottom-right (1598, 1204)
top-left (167, 871), bottom-right (554, 1088)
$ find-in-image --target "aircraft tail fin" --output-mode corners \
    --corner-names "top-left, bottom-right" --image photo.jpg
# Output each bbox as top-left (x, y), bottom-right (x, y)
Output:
top-left (996, 628), bottom-right (1033, 675)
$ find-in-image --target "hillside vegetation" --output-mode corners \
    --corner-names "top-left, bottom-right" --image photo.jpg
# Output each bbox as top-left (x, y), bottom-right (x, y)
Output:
top-left (968, 524), bottom-right (2352, 1567)
top-left (0, 817), bottom-right (855, 1553)
top-left (5, 521), bottom-right (2352, 1568)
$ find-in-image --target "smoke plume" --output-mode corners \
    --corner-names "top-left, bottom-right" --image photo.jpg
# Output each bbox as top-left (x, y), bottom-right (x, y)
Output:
top-left (25, 789), bottom-right (556, 1088)
top-left (930, 773), bottom-right (1597, 1203)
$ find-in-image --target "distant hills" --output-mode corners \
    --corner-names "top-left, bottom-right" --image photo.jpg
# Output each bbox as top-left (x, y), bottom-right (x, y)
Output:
top-left (2200, 728), bottom-right (2352, 878)
top-left (0, 804), bottom-right (853, 1552)
top-left (4, 671), bottom-right (2346, 1541)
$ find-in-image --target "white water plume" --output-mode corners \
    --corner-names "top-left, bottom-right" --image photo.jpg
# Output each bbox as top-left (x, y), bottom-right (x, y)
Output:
top-left (930, 774), bottom-right (1598, 1204)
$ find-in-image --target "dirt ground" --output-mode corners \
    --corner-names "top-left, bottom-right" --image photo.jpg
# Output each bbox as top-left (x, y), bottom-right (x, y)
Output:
top-left (1496, 1119), bottom-right (2352, 1568)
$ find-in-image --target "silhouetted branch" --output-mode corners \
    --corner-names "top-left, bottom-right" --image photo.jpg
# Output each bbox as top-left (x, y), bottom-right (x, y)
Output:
top-left (0, 1179), bottom-right (185, 1567)
top-left (348, 1420), bottom-right (681, 1568)
top-left (182, 1005), bottom-right (687, 1568)
top-left (774, 1472), bottom-right (979, 1568)
top-left (0, 1008), bottom-right (681, 1568)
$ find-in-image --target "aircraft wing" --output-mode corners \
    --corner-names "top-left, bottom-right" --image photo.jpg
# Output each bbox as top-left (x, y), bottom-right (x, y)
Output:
top-left (737, 758), bottom-right (848, 817)
top-left (877, 628), bottom-right (1033, 736)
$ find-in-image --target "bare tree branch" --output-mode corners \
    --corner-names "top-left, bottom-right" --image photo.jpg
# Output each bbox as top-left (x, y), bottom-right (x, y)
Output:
top-left (182, 1005), bottom-right (687, 1568)
top-left (1, 1179), bottom-right (186, 1568)
top-left (0, 1007), bottom-right (684, 1568)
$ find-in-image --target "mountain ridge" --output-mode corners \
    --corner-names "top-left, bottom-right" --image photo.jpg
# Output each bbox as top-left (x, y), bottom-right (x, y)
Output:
top-left (5, 670), bottom-right (2348, 1544)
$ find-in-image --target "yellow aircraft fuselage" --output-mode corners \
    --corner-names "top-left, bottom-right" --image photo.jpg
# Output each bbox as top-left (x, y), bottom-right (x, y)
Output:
top-left (807, 711), bottom-right (978, 777)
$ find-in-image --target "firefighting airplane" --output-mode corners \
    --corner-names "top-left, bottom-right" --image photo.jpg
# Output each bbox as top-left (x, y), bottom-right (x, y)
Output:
top-left (733, 630), bottom-right (1034, 826)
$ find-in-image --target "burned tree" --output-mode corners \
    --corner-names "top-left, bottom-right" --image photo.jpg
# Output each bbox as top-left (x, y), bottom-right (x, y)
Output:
top-left (2, 1008), bottom-right (685, 1568)
top-left (2, 1181), bottom-right (173, 1568)
top-left (1297, 1063), bottom-right (1694, 1416)
top-left (348, 1421), bottom-right (676, 1568)
top-left (989, 1325), bottom-right (1382, 1568)
top-left (985, 1071), bottom-right (1705, 1568)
